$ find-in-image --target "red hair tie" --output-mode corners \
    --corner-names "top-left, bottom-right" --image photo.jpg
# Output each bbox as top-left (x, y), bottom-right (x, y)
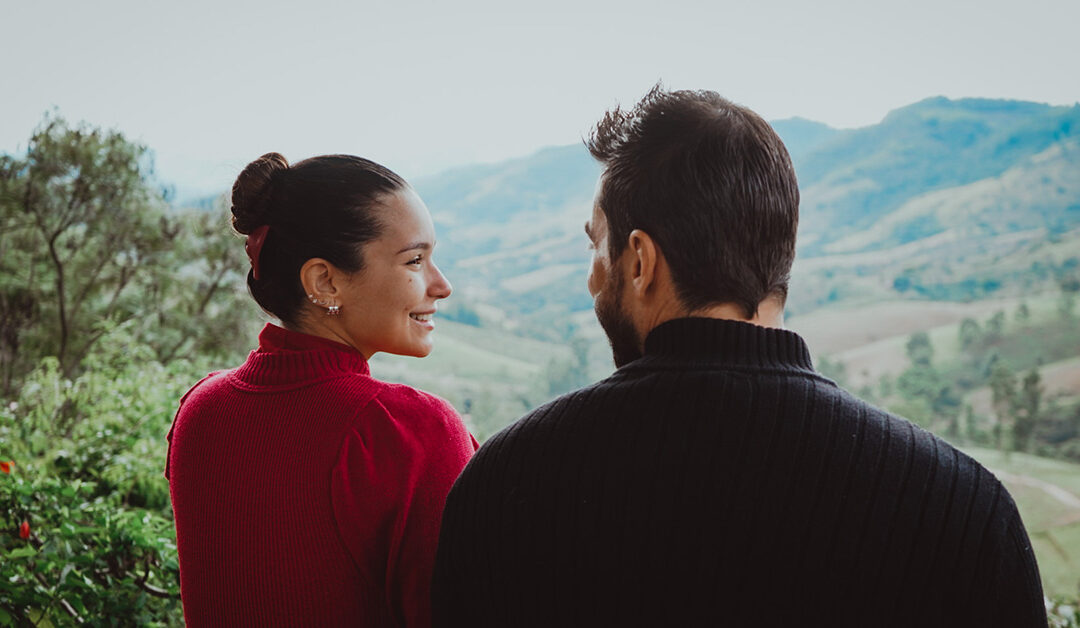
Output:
top-left (245, 225), bottom-right (270, 280)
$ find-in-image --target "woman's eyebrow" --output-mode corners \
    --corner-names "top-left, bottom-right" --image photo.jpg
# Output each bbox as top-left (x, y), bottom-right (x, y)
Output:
top-left (396, 241), bottom-right (433, 254)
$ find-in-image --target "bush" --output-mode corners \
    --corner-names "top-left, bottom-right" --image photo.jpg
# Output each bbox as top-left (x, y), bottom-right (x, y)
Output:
top-left (0, 324), bottom-right (204, 625)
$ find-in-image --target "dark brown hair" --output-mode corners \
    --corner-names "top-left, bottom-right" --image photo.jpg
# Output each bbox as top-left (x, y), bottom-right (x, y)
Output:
top-left (586, 85), bottom-right (800, 317)
top-left (230, 152), bottom-right (406, 324)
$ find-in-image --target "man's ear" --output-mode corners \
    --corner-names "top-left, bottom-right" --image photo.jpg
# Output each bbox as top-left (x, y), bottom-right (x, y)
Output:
top-left (627, 229), bottom-right (659, 298)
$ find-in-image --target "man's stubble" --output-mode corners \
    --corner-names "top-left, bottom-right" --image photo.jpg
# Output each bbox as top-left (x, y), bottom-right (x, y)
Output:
top-left (594, 263), bottom-right (643, 369)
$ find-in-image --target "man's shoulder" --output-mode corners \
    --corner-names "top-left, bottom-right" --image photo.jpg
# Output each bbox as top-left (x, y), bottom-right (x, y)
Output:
top-left (832, 387), bottom-right (1008, 495)
top-left (465, 379), bottom-right (613, 472)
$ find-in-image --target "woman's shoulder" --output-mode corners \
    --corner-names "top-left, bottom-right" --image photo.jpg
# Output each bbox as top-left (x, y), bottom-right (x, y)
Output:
top-left (370, 382), bottom-right (459, 422)
top-left (177, 370), bottom-right (232, 408)
top-left (343, 382), bottom-right (475, 466)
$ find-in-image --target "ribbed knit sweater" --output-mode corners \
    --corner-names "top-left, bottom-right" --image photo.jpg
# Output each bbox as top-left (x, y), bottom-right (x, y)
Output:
top-left (167, 323), bottom-right (477, 627)
top-left (432, 317), bottom-right (1047, 627)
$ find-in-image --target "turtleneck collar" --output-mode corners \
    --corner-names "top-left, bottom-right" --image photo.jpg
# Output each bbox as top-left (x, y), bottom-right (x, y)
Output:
top-left (229, 323), bottom-right (370, 391)
top-left (635, 317), bottom-right (816, 373)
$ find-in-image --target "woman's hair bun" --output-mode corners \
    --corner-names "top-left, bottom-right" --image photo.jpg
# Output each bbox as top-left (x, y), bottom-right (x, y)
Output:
top-left (231, 152), bottom-right (289, 235)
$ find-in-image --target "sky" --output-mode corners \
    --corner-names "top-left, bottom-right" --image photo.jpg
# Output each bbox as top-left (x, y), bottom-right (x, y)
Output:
top-left (3, 0), bottom-right (1079, 200)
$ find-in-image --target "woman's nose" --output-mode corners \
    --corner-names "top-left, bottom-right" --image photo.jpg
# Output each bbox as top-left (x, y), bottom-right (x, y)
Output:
top-left (429, 263), bottom-right (452, 299)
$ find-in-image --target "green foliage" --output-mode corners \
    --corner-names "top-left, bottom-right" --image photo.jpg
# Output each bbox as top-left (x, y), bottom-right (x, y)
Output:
top-left (1, 324), bottom-right (197, 624)
top-left (1048, 598), bottom-right (1080, 628)
top-left (816, 356), bottom-right (848, 388)
top-left (989, 362), bottom-right (1018, 449)
top-left (905, 331), bottom-right (934, 367)
top-left (545, 335), bottom-right (592, 397)
top-left (0, 114), bottom-right (171, 390)
top-left (1014, 368), bottom-right (1043, 452)
top-left (0, 114), bottom-right (251, 397)
top-left (0, 114), bottom-right (252, 624)
top-left (1016, 302), bottom-right (1031, 324)
top-left (958, 317), bottom-right (983, 350)
top-left (1059, 291), bottom-right (1077, 323)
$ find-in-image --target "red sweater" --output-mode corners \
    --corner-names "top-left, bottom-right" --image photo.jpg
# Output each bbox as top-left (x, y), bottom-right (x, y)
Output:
top-left (166, 323), bottom-right (477, 627)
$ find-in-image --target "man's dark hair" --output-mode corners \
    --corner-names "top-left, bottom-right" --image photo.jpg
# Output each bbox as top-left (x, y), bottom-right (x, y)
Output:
top-left (586, 85), bottom-right (800, 317)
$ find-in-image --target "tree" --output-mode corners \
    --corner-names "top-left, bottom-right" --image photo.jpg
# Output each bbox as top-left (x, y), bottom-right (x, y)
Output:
top-left (545, 334), bottom-right (591, 396)
top-left (905, 332), bottom-right (934, 367)
top-left (958, 317), bottom-right (982, 350)
top-left (817, 356), bottom-right (848, 388)
top-left (1013, 367), bottom-right (1042, 452)
top-left (985, 310), bottom-right (1006, 342)
top-left (141, 201), bottom-right (254, 364)
top-left (1059, 291), bottom-right (1077, 323)
top-left (989, 362), bottom-right (1017, 450)
top-left (963, 404), bottom-right (982, 444)
top-left (1015, 302), bottom-right (1030, 324)
top-left (0, 114), bottom-right (252, 393)
top-left (0, 114), bottom-right (173, 389)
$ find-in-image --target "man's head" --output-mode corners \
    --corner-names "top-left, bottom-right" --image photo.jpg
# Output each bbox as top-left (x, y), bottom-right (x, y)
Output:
top-left (585, 85), bottom-right (800, 366)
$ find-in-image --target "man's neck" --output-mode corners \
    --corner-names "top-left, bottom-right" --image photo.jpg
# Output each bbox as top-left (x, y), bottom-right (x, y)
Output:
top-left (687, 298), bottom-right (785, 329)
top-left (640, 297), bottom-right (785, 335)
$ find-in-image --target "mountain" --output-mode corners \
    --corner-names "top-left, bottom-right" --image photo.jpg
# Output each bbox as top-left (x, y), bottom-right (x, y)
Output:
top-left (794, 98), bottom-right (1080, 255)
top-left (413, 97), bottom-right (1080, 331)
top-left (770, 117), bottom-right (840, 160)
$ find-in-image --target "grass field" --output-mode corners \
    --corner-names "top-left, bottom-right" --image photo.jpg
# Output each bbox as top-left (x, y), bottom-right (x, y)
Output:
top-left (790, 292), bottom-right (1075, 388)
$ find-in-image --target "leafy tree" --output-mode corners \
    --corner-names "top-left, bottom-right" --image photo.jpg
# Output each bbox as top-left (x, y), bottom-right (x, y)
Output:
top-left (897, 365), bottom-right (960, 420)
top-left (144, 202), bottom-right (254, 364)
top-left (1059, 291), bottom-right (1077, 323)
top-left (0, 114), bottom-right (251, 394)
top-left (1013, 367), bottom-right (1042, 452)
top-left (1015, 302), bottom-right (1030, 324)
top-left (905, 332), bottom-right (934, 367)
top-left (816, 356), bottom-right (848, 388)
top-left (0, 114), bottom-right (172, 389)
top-left (545, 335), bottom-right (591, 396)
top-left (877, 374), bottom-right (894, 400)
top-left (963, 404), bottom-right (983, 444)
top-left (985, 310), bottom-right (1007, 342)
top-left (989, 362), bottom-right (1017, 450)
top-left (958, 317), bottom-right (982, 350)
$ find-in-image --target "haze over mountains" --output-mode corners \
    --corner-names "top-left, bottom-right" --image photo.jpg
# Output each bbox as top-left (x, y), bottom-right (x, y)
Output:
top-left (411, 96), bottom-right (1080, 331)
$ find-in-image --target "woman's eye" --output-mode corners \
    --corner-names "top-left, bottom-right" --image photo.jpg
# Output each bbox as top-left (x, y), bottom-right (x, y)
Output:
top-left (407, 255), bottom-right (423, 266)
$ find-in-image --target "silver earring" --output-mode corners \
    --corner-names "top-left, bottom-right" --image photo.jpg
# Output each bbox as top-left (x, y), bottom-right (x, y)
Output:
top-left (327, 305), bottom-right (341, 316)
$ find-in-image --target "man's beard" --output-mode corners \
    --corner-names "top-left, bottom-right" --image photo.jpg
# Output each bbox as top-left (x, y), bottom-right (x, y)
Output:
top-left (594, 266), bottom-right (642, 368)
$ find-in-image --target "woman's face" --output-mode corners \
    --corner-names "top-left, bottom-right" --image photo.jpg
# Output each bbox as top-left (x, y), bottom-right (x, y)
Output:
top-left (336, 187), bottom-right (452, 358)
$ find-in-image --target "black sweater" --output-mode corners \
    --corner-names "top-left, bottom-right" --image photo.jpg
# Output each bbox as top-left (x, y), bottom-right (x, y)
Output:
top-left (432, 318), bottom-right (1047, 627)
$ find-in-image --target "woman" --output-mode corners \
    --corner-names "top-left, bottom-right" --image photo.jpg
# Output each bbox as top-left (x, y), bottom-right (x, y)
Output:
top-left (166, 153), bottom-right (477, 626)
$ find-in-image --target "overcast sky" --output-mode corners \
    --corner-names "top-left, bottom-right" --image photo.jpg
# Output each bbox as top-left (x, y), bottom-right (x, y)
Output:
top-left (3, 0), bottom-right (1078, 199)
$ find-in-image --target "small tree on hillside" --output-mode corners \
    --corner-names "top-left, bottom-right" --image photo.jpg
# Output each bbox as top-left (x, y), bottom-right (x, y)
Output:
top-left (1014, 302), bottom-right (1030, 324)
top-left (985, 311), bottom-right (1007, 342)
top-left (958, 317), bottom-right (982, 350)
top-left (1013, 367), bottom-right (1043, 452)
top-left (906, 332), bottom-right (934, 367)
top-left (989, 362), bottom-right (1017, 451)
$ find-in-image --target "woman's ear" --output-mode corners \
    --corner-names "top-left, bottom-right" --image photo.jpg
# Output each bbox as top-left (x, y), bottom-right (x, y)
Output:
top-left (299, 258), bottom-right (339, 304)
top-left (627, 229), bottom-right (658, 298)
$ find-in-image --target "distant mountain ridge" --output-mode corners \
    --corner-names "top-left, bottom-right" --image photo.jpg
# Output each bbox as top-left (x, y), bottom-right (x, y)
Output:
top-left (409, 96), bottom-right (1080, 328)
top-left (179, 97), bottom-right (1080, 332)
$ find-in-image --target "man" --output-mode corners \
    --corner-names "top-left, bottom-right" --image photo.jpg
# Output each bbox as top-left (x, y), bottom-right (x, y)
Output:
top-left (432, 86), bottom-right (1047, 627)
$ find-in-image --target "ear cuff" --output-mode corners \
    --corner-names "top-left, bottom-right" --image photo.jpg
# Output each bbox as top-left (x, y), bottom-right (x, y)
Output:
top-left (308, 294), bottom-right (341, 315)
